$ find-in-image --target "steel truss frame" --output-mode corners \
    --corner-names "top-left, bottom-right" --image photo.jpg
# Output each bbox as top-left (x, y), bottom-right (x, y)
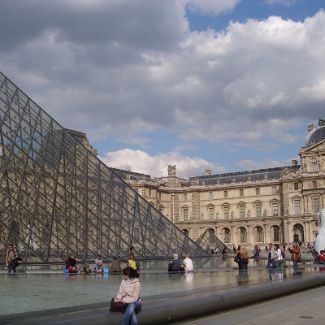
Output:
top-left (0, 71), bottom-right (208, 263)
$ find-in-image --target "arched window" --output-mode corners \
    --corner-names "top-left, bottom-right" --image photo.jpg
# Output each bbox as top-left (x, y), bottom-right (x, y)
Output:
top-left (256, 226), bottom-right (264, 243)
top-left (293, 224), bottom-right (304, 243)
top-left (239, 227), bottom-right (247, 243)
top-left (272, 225), bottom-right (280, 242)
top-left (223, 228), bottom-right (231, 243)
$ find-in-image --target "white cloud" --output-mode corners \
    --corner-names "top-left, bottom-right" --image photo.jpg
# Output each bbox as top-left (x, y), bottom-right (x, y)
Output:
top-left (0, 2), bottom-right (325, 151)
top-left (100, 149), bottom-right (224, 178)
top-left (184, 0), bottom-right (241, 15)
top-left (264, 0), bottom-right (297, 6)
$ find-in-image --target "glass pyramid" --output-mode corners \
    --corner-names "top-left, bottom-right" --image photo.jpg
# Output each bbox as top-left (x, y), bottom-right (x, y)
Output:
top-left (0, 71), bottom-right (208, 263)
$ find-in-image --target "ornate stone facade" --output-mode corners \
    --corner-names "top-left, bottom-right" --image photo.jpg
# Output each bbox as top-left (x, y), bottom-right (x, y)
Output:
top-left (118, 120), bottom-right (325, 248)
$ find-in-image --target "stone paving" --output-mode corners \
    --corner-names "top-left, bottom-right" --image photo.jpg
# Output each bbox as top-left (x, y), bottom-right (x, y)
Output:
top-left (177, 285), bottom-right (325, 325)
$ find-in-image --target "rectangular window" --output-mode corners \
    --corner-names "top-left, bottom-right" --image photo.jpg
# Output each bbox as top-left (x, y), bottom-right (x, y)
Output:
top-left (224, 206), bottom-right (229, 219)
top-left (293, 199), bottom-right (301, 215)
top-left (224, 190), bottom-right (228, 198)
top-left (183, 193), bottom-right (187, 201)
top-left (256, 204), bottom-right (262, 218)
top-left (312, 197), bottom-right (320, 213)
top-left (312, 180), bottom-right (317, 189)
top-left (272, 202), bottom-right (278, 216)
top-left (294, 182), bottom-right (299, 191)
top-left (183, 207), bottom-right (189, 221)
top-left (256, 188), bottom-right (260, 195)
top-left (239, 205), bottom-right (245, 218)
top-left (148, 188), bottom-right (152, 197)
top-left (209, 191), bottom-right (213, 200)
top-left (240, 189), bottom-right (244, 197)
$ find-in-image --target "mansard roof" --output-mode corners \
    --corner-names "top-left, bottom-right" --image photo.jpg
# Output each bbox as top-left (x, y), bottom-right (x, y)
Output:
top-left (189, 166), bottom-right (299, 186)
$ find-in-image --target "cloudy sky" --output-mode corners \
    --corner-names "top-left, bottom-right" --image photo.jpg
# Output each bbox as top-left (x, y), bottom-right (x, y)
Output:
top-left (1, 0), bottom-right (324, 178)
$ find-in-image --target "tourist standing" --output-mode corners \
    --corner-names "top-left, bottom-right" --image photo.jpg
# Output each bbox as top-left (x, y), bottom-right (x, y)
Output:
top-left (6, 244), bottom-right (18, 274)
top-left (113, 267), bottom-right (141, 325)
top-left (289, 242), bottom-right (301, 269)
top-left (236, 246), bottom-right (249, 271)
top-left (267, 243), bottom-right (277, 268)
top-left (183, 253), bottom-right (194, 272)
top-left (109, 256), bottom-right (121, 273)
top-left (274, 244), bottom-right (284, 269)
top-left (253, 244), bottom-right (260, 260)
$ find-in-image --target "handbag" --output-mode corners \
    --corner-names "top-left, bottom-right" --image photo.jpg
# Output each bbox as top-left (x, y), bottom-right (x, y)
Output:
top-left (109, 298), bottom-right (128, 313)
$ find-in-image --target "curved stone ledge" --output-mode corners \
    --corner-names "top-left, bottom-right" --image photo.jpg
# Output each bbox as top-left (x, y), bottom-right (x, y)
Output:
top-left (2, 272), bottom-right (325, 325)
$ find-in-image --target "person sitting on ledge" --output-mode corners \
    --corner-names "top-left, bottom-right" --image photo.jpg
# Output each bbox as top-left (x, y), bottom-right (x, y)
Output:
top-left (65, 254), bottom-right (78, 273)
top-left (94, 254), bottom-right (103, 273)
top-left (168, 253), bottom-right (185, 272)
top-left (114, 267), bottom-right (141, 325)
top-left (183, 253), bottom-right (194, 272)
top-left (128, 255), bottom-right (137, 271)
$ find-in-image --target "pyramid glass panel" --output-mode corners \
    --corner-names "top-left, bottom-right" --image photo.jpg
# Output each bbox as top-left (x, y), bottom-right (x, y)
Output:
top-left (0, 71), bottom-right (208, 263)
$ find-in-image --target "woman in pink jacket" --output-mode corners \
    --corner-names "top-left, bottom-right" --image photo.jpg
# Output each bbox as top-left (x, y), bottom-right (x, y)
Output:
top-left (114, 267), bottom-right (141, 325)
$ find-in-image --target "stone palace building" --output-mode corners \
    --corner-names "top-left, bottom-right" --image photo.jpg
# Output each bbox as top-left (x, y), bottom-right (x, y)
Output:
top-left (115, 120), bottom-right (325, 248)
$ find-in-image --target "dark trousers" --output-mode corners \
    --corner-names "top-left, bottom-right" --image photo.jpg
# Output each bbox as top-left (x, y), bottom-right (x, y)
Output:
top-left (8, 261), bottom-right (16, 273)
top-left (239, 259), bottom-right (248, 271)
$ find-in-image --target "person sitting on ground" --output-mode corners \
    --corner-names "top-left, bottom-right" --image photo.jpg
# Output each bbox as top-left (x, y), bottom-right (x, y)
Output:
top-left (94, 254), bottom-right (103, 273)
top-left (113, 267), bottom-right (141, 324)
top-left (65, 254), bottom-right (78, 273)
top-left (288, 242), bottom-right (301, 269)
top-left (274, 244), bottom-right (284, 269)
top-left (266, 243), bottom-right (277, 268)
top-left (80, 263), bottom-right (92, 274)
top-left (319, 250), bottom-right (325, 264)
top-left (183, 253), bottom-right (194, 272)
top-left (168, 253), bottom-right (185, 272)
top-left (236, 246), bottom-right (249, 271)
top-left (6, 244), bottom-right (18, 274)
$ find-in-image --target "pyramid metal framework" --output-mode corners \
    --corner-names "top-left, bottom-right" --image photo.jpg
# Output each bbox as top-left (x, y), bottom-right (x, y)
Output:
top-left (196, 229), bottom-right (229, 253)
top-left (0, 71), bottom-right (208, 263)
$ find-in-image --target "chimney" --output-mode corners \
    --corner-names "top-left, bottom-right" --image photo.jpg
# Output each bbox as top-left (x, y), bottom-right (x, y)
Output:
top-left (291, 160), bottom-right (298, 167)
top-left (168, 165), bottom-right (176, 177)
top-left (307, 123), bottom-right (315, 132)
top-left (205, 169), bottom-right (212, 176)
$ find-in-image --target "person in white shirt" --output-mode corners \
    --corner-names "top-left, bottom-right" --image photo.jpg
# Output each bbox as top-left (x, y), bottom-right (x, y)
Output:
top-left (274, 244), bottom-right (284, 269)
top-left (183, 253), bottom-right (194, 272)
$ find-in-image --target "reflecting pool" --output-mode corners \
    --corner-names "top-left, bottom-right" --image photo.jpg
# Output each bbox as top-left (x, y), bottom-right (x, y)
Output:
top-left (0, 257), bottom-right (321, 316)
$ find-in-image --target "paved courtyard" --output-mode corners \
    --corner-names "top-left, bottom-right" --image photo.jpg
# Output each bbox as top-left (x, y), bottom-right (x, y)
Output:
top-left (178, 285), bottom-right (325, 325)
